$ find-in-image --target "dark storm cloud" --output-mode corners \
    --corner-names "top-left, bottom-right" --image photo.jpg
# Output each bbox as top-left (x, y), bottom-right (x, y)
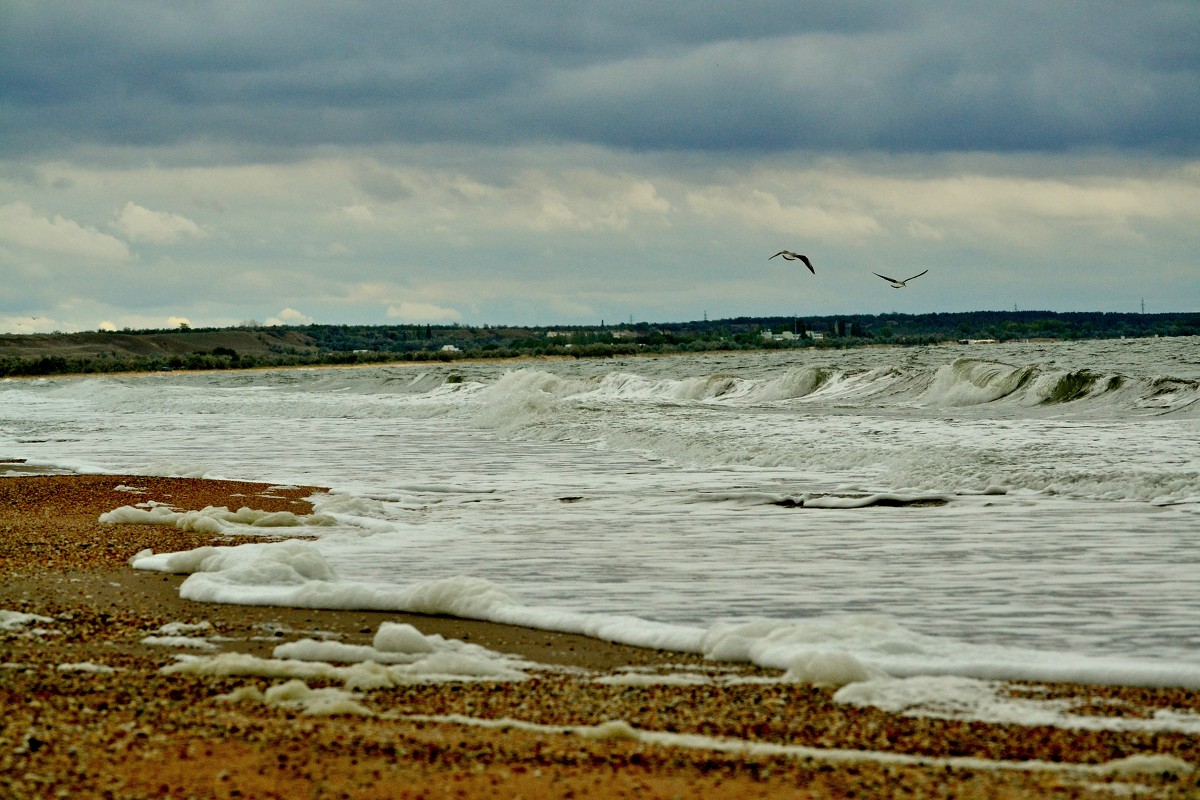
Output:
top-left (2, 1), bottom-right (1197, 157)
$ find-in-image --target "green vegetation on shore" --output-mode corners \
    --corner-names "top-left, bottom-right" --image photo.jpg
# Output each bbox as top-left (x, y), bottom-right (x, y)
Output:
top-left (2, 310), bottom-right (1196, 378)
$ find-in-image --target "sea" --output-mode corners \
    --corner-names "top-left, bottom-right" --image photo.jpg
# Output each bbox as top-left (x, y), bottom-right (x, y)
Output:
top-left (3, 336), bottom-right (1200, 697)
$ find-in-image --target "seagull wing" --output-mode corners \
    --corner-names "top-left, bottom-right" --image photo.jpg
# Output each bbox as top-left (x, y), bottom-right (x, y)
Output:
top-left (903, 270), bottom-right (929, 282)
top-left (769, 251), bottom-right (787, 260)
top-left (873, 272), bottom-right (898, 283)
top-left (797, 254), bottom-right (815, 274)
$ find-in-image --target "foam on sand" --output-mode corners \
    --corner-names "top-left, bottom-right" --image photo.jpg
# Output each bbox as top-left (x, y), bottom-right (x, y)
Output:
top-left (160, 621), bottom-right (530, 688)
top-left (218, 680), bottom-right (374, 716)
top-left (835, 675), bottom-right (1200, 734)
top-left (0, 610), bottom-right (55, 631)
top-left (56, 662), bottom-right (120, 674)
top-left (100, 504), bottom-right (336, 535)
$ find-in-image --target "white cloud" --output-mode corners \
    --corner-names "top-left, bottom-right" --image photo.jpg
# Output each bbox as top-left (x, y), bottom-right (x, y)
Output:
top-left (0, 201), bottom-right (131, 260)
top-left (3, 148), bottom-right (1197, 330)
top-left (350, 164), bottom-right (672, 233)
top-left (265, 307), bottom-right (315, 326)
top-left (386, 301), bottom-right (463, 323)
top-left (304, 241), bottom-right (354, 258)
top-left (113, 201), bottom-right (206, 244)
top-left (683, 163), bottom-right (1200, 251)
top-left (93, 313), bottom-right (212, 333)
top-left (498, 170), bottom-right (672, 232)
top-left (342, 204), bottom-right (375, 224)
top-left (827, 169), bottom-right (1200, 246)
top-left (905, 220), bottom-right (945, 241)
top-left (685, 186), bottom-right (884, 241)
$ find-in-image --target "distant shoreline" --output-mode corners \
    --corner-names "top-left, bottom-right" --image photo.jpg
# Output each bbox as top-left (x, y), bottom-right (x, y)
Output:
top-left (0, 333), bottom-right (1180, 382)
top-left (3, 312), bottom-right (1195, 378)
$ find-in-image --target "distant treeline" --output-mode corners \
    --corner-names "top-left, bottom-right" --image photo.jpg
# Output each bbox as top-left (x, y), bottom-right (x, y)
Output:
top-left (2, 310), bottom-right (1196, 377)
top-left (289, 310), bottom-right (1200, 352)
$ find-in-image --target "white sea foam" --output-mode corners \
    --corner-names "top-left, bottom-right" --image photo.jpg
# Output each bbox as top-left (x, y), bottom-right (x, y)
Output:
top-left (141, 635), bottom-right (219, 650)
top-left (272, 621), bottom-right (530, 682)
top-left (163, 619), bottom-right (529, 686)
top-left (155, 621), bottom-right (213, 636)
top-left (0, 610), bottom-right (55, 631)
top-left (99, 504), bottom-right (337, 534)
top-left (374, 621), bottom-right (436, 653)
top-left (218, 680), bottom-right (374, 716)
top-left (130, 542), bottom-right (1200, 691)
top-left (782, 651), bottom-right (887, 688)
top-left (835, 675), bottom-right (1200, 734)
top-left (8, 339), bottom-right (1200, 708)
top-left (57, 662), bottom-right (119, 674)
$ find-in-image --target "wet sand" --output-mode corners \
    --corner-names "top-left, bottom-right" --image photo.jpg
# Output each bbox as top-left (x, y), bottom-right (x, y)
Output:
top-left (2, 474), bottom-right (1198, 798)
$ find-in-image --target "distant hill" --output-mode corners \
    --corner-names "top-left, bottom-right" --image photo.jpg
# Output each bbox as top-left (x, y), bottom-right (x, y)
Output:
top-left (0, 329), bottom-right (320, 360)
top-left (0, 328), bottom-right (324, 376)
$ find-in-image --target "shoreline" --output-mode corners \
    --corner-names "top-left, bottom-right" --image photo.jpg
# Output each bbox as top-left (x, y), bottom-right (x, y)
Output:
top-left (0, 351), bottom-right (581, 382)
top-left (0, 338), bottom-right (988, 382)
top-left (3, 474), bottom-right (1199, 798)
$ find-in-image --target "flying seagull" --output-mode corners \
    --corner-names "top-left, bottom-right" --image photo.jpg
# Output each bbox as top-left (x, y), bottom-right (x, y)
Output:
top-left (873, 269), bottom-right (928, 288)
top-left (769, 251), bottom-right (815, 274)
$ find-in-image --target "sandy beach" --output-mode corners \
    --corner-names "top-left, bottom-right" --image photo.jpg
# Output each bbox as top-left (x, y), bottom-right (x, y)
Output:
top-left (2, 474), bottom-right (1199, 798)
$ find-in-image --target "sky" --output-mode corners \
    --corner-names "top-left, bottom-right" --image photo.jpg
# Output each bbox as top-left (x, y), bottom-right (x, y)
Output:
top-left (1, 1), bottom-right (1198, 333)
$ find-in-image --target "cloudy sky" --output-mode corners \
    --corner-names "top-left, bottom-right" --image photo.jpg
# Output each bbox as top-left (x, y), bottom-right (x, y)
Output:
top-left (2, 1), bottom-right (1198, 333)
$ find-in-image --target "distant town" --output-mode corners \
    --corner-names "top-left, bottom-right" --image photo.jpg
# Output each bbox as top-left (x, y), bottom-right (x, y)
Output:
top-left (1, 310), bottom-right (1197, 377)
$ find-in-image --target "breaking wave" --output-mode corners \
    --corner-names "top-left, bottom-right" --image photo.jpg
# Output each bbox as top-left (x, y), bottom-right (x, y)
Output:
top-left (460, 357), bottom-right (1198, 417)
